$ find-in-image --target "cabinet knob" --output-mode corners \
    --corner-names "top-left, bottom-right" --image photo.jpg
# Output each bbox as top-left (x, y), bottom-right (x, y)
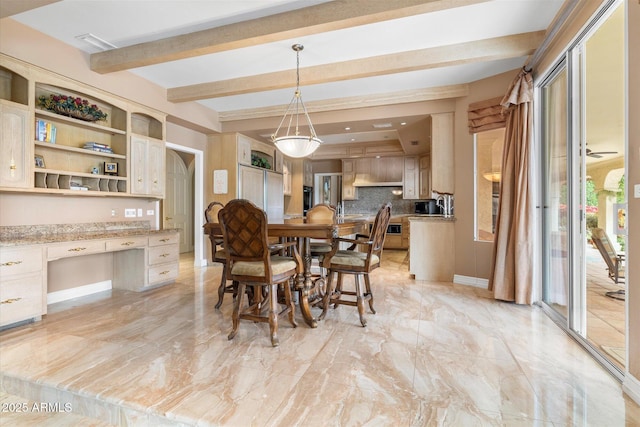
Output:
top-left (1, 297), bottom-right (22, 305)
top-left (138, 178), bottom-right (143, 182)
top-left (165, 217), bottom-right (172, 220)
top-left (1, 260), bottom-right (23, 267)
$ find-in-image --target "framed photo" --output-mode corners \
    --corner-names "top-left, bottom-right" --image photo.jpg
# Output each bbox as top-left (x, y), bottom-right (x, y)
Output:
top-left (34, 155), bottom-right (45, 168)
top-left (104, 162), bottom-right (118, 175)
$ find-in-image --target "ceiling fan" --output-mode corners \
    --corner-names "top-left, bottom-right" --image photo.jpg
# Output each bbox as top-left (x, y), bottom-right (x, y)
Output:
top-left (586, 147), bottom-right (618, 158)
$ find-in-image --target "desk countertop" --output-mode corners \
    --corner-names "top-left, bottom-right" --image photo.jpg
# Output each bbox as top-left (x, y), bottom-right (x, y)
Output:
top-left (0, 222), bottom-right (179, 247)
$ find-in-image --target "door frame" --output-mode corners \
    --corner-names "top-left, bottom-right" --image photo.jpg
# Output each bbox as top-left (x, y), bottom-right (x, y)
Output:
top-left (166, 141), bottom-right (205, 267)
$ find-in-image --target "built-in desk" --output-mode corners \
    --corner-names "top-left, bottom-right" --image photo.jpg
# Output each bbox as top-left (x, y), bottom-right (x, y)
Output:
top-left (0, 222), bottom-right (179, 328)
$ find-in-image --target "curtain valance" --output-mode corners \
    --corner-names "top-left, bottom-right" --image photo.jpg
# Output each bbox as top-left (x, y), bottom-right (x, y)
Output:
top-left (467, 96), bottom-right (506, 134)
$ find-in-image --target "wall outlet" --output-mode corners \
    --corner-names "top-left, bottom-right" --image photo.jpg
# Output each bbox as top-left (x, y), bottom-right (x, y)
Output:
top-left (124, 208), bottom-right (136, 218)
top-left (111, 209), bottom-right (116, 217)
top-left (147, 209), bottom-right (154, 216)
top-left (137, 208), bottom-right (143, 217)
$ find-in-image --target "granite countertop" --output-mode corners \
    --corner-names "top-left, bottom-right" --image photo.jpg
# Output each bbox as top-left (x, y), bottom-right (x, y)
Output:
top-left (0, 221), bottom-right (179, 247)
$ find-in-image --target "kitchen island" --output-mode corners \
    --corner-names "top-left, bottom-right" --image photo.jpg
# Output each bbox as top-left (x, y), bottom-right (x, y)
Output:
top-left (408, 215), bottom-right (455, 281)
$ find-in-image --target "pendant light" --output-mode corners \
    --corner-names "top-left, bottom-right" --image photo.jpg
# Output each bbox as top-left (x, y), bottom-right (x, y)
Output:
top-left (271, 44), bottom-right (321, 158)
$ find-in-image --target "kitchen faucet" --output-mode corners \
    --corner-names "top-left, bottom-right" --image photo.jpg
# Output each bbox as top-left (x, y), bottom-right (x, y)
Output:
top-left (436, 193), bottom-right (454, 217)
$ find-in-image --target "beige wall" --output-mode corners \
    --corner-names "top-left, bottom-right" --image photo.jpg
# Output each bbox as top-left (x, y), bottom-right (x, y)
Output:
top-left (453, 70), bottom-right (517, 280)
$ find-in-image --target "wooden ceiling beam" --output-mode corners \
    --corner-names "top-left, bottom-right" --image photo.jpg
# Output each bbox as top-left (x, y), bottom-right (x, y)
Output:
top-left (168, 31), bottom-right (543, 103)
top-left (90, 0), bottom-right (489, 73)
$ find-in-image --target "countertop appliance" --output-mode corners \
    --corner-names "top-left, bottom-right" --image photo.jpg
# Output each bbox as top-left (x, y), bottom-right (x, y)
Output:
top-left (415, 200), bottom-right (440, 215)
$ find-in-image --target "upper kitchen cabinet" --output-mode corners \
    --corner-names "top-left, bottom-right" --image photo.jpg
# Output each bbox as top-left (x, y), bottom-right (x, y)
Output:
top-left (130, 111), bottom-right (166, 198)
top-left (342, 159), bottom-right (357, 200)
top-left (431, 112), bottom-right (454, 194)
top-left (303, 160), bottom-right (313, 187)
top-left (419, 154), bottom-right (431, 199)
top-left (403, 156), bottom-right (419, 199)
top-left (0, 88), bottom-right (32, 189)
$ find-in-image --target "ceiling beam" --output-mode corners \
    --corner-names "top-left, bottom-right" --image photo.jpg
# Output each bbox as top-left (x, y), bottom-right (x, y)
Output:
top-left (89, 0), bottom-right (490, 74)
top-left (168, 32), bottom-right (542, 102)
top-left (218, 83), bottom-right (468, 122)
top-left (0, 0), bottom-right (60, 19)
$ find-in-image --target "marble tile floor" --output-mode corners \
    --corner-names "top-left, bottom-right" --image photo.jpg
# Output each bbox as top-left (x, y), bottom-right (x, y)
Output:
top-left (1, 251), bottom-right (639, 426)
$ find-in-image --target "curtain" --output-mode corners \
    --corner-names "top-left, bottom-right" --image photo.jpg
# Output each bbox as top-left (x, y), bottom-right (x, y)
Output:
top-left (489, 69), bottom-right (534, 304)
top-left (467, 96), bottom-right (506, 133)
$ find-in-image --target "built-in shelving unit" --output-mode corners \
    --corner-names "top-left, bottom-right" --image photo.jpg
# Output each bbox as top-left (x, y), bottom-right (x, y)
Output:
top-left (0, 54), bottom-right (167, 198)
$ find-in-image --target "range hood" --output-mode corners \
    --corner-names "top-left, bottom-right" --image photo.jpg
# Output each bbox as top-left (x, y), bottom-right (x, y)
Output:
top-left (352, 173), bottom-right (403, 187)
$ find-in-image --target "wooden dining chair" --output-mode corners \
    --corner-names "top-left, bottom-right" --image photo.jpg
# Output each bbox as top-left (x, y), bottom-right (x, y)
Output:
top-left (320, 202), bottom-right (391, 327)
top-left (204, 201), bottom-right (237, 309)
top-left (306, 204), bottom-right (337, 283)
top-left (218, 199), bottom-right (302, 346)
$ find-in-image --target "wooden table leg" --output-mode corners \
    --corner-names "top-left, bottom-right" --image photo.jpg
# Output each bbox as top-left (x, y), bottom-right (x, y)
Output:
top-left (297, 236), bottom-right (317, 328)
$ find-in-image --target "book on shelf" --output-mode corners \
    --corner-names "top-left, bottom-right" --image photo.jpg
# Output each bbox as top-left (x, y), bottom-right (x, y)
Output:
top-left (83, 142), bottom-right (113, 153)
top-left (35, 119), bottom-right (56, 143)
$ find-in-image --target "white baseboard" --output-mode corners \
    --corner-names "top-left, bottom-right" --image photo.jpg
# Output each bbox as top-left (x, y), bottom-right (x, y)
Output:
top-left (47, 280), bottom-right (112, 305)
top-left (623, 372), bottom-right (640, 406)
top-left (453, 274), bottom-right (489, 289)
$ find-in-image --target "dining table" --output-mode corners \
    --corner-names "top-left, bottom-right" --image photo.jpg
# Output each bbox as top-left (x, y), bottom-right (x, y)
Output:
top-left (203, 216), bottom-right (369, 328)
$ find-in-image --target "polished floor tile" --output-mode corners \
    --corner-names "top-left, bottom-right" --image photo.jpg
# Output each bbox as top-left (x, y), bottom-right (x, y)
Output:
top-left (0, 251), bottom-right (638, 426)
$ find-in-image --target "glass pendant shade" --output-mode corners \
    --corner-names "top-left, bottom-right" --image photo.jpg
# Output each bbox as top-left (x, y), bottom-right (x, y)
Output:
top-left (274, 135), bottom-right (321, 158)
top-left (271, 44), bottom-right (321, 158)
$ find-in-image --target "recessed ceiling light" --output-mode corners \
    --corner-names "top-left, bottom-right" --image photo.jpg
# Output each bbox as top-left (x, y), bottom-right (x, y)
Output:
top-left (344, 127), bottom-right (351, 131)
top-left (400, 122), bottom-right (407, 126)
top-left (351, 138), bottom-right (356, 142)
top-left (75, 33), bottom-right (117, 51)
top-left (372, 123), bottom-right (392, 129)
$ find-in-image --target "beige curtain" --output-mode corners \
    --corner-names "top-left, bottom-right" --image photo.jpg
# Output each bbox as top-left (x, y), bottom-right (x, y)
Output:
top-left (489, 69), bottom-right (534, 304)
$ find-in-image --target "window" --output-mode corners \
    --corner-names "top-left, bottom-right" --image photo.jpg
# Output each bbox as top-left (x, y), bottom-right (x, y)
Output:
top-left (475, 127), bottom-right (505, 242)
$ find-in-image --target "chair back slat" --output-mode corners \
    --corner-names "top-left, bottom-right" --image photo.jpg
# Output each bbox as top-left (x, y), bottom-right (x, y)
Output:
top-left (369, 202), bottom-right (392, 257)
top-left (219, 199), bottom-right (270, 264)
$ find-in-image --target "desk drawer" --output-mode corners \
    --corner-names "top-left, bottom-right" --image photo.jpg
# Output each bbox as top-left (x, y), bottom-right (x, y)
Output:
top-left (0, 246), bottom-right (43, 277)
top-left (148, 245), bottom-right (178, 266)
top-left (0, 273), bottom-right (43, 327)
top-left (47, 240), bottom-right (106, 260)
top-left (106, 236), bottom-right (147, 252)
top-left (149, 233), bottom-right (178, 247)
top-left (148, 263), bottom-right (179, 285)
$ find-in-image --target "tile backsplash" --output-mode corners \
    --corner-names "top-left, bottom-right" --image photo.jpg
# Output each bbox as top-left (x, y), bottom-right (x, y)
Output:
top-left (343, 187), bottom-right (416, 215)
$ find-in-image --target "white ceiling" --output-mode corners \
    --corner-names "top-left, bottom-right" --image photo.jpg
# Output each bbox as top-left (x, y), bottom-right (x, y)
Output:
top-left (7, 0), bottom-right (566, 152)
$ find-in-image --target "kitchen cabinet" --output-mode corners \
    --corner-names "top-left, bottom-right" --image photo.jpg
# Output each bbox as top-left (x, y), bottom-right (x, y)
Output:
top-left (282, 158), bottom-right (292, 196)
top-left (419, 154), bottom-right (431, 198)
top-left (130, 134), bottom-right (165, 197)
top-left (0, 101), bottom-right (31, 189)
top-left (238, 165), bottom-right (284, 219)
top-left (342, 159), bottom-right (357, 200)
top-left (0, 245), bottom-right (45, 327)
top-left (237, 135), bottom-right (252, 165)
top-left (403, 156), bottom-right (419, 199)
top-left (431, 112), bottom-right (454, 194)
top-left (239, 164), bottom-right (265, 208)
top-left (303, 160), bottom-right (313, 187)
top-left (409, 217), bottom-right (455, 281)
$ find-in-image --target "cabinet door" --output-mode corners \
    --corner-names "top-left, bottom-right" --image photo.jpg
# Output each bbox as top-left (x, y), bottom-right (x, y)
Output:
top-left (237, 135), bottom-right (251, 165)
top-left (0, 102), bottom-right (31, 188)
top-left (238, 165), bottom-right (265, 209)
top-left (265, 171), bottom-right (284, 219)
top-left (147, 138), bottom-right (165, 197)
top-left (419, 154), bottom-right (431, 198)
top-left (130, 135), bottom-right (165, 197)
top-left (431, 112), bottom-right (454, 194)
top-left (282, 159), bottom-right (292, 196)
top-left (403, 157), bottom-right (419, 199)
top-left (342, 159), bottom-right (357, 200)
top-left (130, 135), bottom-right (148, 195)
top-left (303, 160), bottom-right (313, 187)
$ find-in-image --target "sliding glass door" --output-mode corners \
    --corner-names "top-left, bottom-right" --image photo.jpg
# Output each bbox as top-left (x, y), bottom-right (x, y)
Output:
top-left (539, 0), bottom-right (625, 375)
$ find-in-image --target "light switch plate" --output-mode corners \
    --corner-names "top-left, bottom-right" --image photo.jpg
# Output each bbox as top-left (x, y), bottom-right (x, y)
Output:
top-left (147, 210), bottom-right (154, 215)
top-left (124, 208), bottom-right (136, 218)
top-left (634, 183), bottom-right (640, 198)
top-left (137, 208), bottom-right (143, 217)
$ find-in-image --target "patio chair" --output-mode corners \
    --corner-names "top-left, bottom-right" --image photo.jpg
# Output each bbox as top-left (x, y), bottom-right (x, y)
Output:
top-left (590, 227), bottom-right (625, 300)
